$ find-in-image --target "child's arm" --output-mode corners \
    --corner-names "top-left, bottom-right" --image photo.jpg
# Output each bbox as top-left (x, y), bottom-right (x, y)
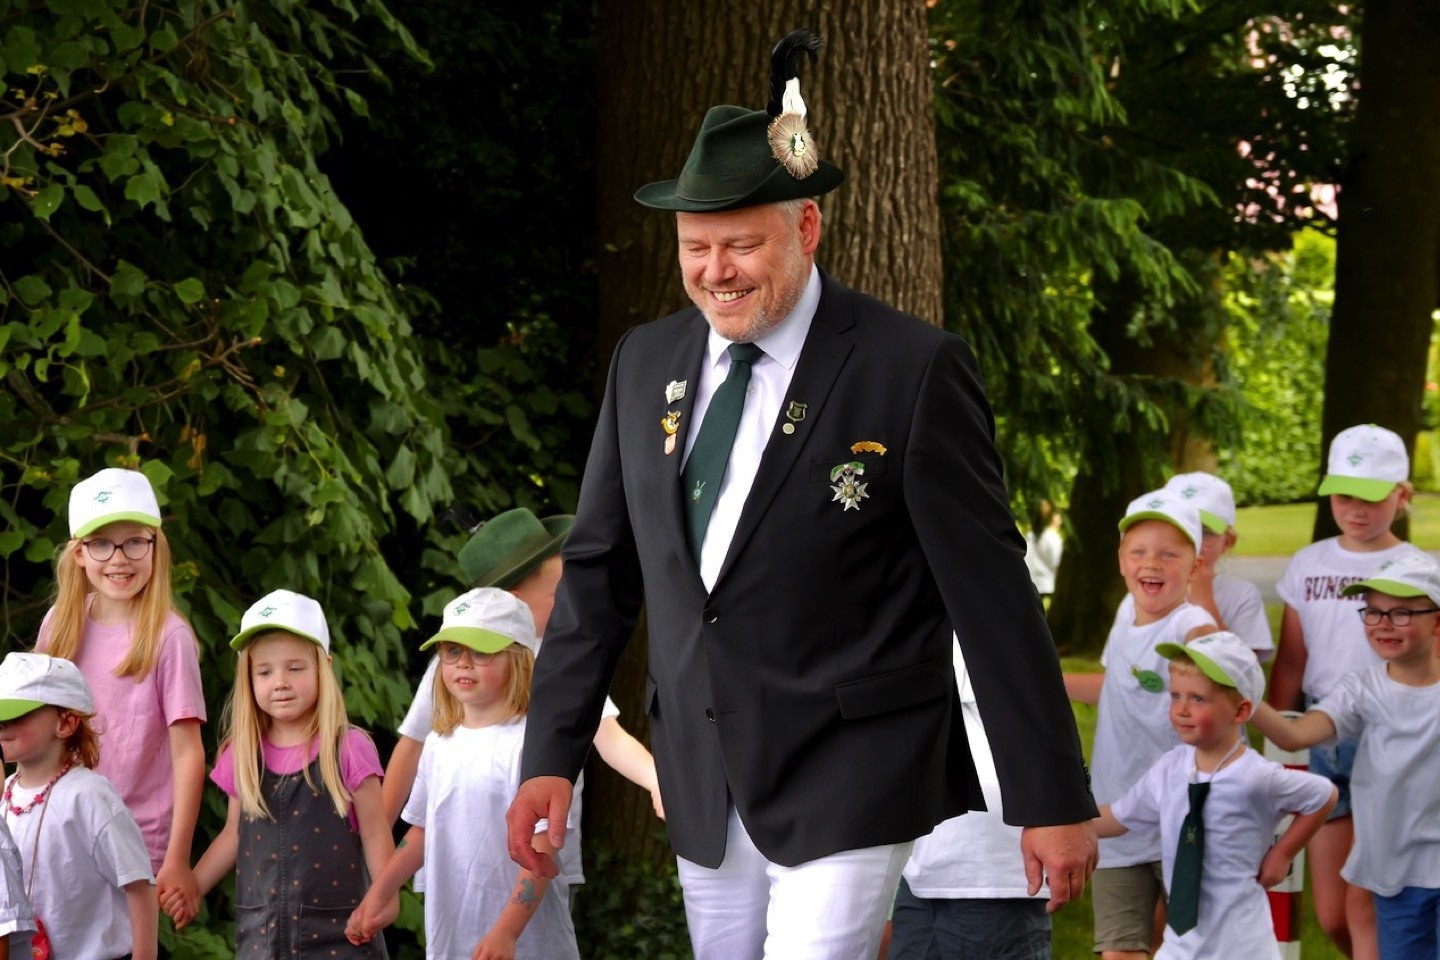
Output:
top-left (1267, 605), bottom-right (1308, 712)
top-left (168, 796), bottom-right (240, 929)
top-left (1063, 673), bottom-right (1102, 705)
top-left (1091, 804), bottom-right (1129, 839)
top-left (1250, 701), bottom-right (1337, 753)
top-left (472, 832), bottom-right (562, 960)
top-left (382, 736), bottom-right (424, 826)
top-left (1257, 786), bottom-right (1339, 888)
top-left (1188, 555), bottom-right (1227, 632)
top-left (351, 775), bottom-right (398, 928)
top-left (125, 878), bottom-right (159, 960)
top-left (157, 719), bottom-right (205, 920)
top-left (592, 716), bottom-right (664, 819)
top-left (347, 825), bottom-right (425, 944)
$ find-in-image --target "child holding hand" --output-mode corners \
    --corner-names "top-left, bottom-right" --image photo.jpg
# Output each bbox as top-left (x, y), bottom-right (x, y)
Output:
top-left (173, 591), bottom-right (393, 958)
top-left (1095, 633), bottom-right (1336, 959)
top-left (348, 588), bottom-right (579, 960)
top-left (39, 468), bottom-right (206, 919)
top-left (1254, 552), bottom-right (1440, 960)
top-left (0, 653), bottom-right (156, 960)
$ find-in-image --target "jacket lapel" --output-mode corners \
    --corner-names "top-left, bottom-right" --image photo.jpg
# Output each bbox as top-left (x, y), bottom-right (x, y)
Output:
top-left (713, 276), bottom-right (854, 589)
top-left (658, 313), bottom-right (710, 572)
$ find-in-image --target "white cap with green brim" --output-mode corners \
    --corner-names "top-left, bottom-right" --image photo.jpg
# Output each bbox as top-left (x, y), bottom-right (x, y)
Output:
top-left (1156, 631), bottom-right (1265, 706)
top-left (1318, 424), bottom-right (1408, 502)
top-left (69, 467), bottom-right (162, 538)
top-left (1164, 471), bottom-right (1236, 535)
top-left (1118, 490), bottom-right (1202, 550)
top-left (230, 589), bottom-right (331, 653)
top-left (0, 652), bottom-right (95, 722)
top-left (421, 588), bottom-right (538, 656)
top-left (1340, 551), bottom-right (1440, 604)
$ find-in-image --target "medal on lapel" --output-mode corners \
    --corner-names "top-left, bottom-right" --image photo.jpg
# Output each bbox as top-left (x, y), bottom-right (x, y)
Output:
top-left (661, 410), bottom-right (682, 456)
top-left (829, 461), bottom-right (869, 511)
top-left (782, 400), bottom-right (807, 436)
top-left (665, 380), bottom-right (687, 403)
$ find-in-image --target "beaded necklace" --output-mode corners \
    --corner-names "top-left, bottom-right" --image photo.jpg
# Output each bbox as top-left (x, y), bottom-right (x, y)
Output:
top-left (2, 761), bottom-right (72, 817)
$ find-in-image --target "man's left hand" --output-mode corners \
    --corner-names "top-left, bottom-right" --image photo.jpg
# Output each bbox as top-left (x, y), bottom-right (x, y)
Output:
top-left (1021, 822), bottom-right (1099, 914)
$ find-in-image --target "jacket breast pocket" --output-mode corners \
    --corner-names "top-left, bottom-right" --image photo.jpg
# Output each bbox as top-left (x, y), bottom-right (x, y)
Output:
top-left (834, 662), bottom-right (950, 720)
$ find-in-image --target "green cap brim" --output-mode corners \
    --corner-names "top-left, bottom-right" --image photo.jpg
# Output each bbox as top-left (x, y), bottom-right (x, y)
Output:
top-left (229, 625), bottom-right (327, 652)
top-left (1317, 475), bottom-right (1397, 501)
top-left (1118, 512), bottom-right (1198, 549)
top-left (1340, 578), bottom-right (1430, 599)
top-left (73, 511), bottom-right (162, 539)
top-left (0, 699), bottom-right (46, 723)
top-left (1156, 642), bottom-right (1241, 695)
top-left (1198, 511), bottom-right (1229, 535)
top-left (420, 626), bottom-right (519, 654)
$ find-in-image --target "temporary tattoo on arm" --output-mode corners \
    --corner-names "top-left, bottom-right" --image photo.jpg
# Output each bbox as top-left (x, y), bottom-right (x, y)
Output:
top-left (510, 878), bottom-right (538, 910)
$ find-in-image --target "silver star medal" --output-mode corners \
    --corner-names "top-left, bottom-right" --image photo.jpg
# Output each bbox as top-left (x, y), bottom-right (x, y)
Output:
top-left (829, 461), bottom-right (869, 511)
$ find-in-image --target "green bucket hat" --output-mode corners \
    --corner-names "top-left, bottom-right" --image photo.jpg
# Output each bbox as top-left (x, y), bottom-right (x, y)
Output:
top-left (634, 29), bottom-right (845, 213)
top-left (457, 508), bottom-right (574, 589)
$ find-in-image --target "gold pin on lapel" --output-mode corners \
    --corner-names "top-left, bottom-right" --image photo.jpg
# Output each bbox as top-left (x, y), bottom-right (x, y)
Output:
top-left (783, 401), bottom-right (807, 435)
top-left (661, 411), bottom-right (682, 455)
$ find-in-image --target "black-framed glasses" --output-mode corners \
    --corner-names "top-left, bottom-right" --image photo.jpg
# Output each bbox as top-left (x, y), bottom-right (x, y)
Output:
top-left (438, 643), bottom-right (496, 665)
top-left (81, 536), bottom-right (155, 562)
top-left (1358, 606), bottom-right (1440, 627)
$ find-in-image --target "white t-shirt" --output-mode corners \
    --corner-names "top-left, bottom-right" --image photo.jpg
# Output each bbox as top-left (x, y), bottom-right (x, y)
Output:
top-left (902, 640), bottom-right (1044, 899)
top-left (398, 656), bottom-right (618, 886)
top-left (1024, 528), bottom-right (1063, 595)
top-left (1118, 575), bottom-right (1272, 661)
top-left (403, 719), bottom-right (579, 960)
top-left (1093, 601), bottom-right (1216, 867)
top-left (1111, 745), bottom-right (1334, 960)
top-left (1275, 538), bottom-right (1424, 700)
top-left (1314, 665), bottom-right (1440, 896)
top-left (3, 766), bottom-right (153, 960)
top-left (0, 817), bottom-right (35, 950)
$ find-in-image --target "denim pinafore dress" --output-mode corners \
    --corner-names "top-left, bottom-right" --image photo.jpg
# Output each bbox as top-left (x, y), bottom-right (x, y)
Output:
top-left (234, 759), bottom-right (387, 959)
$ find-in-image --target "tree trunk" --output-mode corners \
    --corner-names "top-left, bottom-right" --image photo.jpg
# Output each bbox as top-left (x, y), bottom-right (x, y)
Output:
top-left (1314, 0), bottom-right (1440, 542)
top-left (591, 0), bottom-right (943, 864)
top-left (1047, 257), bottom-right (1221, 655)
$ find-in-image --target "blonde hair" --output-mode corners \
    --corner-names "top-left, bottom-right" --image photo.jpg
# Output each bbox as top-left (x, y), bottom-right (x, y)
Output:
top-left (221, 632), bottom-right (354, 820)
top-left (431, 645), bottom-right (534, 735)
top-left (46, 528), bottom-right (192, 679)
top-left (1168, 658), bottom-right (1245, 706)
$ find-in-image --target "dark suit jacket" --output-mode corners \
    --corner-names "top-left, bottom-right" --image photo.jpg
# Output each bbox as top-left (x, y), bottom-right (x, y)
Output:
top-left (523, 271), bottom-right (1095, 868)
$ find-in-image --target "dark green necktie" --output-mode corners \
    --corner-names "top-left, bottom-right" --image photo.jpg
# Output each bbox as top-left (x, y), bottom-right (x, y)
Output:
top-left (682, 342), bottom-right (764, 561)
top-left (1169, 780), bottom-right (1210, 935)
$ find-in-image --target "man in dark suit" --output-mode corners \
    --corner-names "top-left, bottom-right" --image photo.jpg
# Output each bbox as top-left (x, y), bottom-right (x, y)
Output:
top-left (508, 31), bottom-right (1096, 959)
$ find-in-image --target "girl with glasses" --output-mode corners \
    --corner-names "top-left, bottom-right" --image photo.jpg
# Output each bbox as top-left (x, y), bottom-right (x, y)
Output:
top-left (35, 468), bottom-right (207, 928)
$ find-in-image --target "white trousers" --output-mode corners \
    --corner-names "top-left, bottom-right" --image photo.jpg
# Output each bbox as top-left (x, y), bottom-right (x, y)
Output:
top-left (677, 805), bottom-right (913, 960)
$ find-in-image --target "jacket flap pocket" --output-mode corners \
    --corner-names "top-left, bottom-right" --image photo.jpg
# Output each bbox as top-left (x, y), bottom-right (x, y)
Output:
top-left (834, 662), bottom-right (949, 720)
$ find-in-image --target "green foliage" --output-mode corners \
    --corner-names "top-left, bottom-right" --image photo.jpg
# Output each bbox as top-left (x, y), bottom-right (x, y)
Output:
top-left (1218, 229), bottom-right (1333, 504)
top-left (572, 838), bottom-right (692, 960)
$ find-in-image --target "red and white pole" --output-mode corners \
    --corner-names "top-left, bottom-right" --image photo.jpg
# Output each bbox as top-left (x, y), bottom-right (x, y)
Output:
top-left (1265, 714), bottom-right (1308, 960)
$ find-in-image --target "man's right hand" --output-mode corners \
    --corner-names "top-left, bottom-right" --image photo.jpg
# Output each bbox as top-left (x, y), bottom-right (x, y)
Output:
top-left (505, 776), bottom-right (572, 878)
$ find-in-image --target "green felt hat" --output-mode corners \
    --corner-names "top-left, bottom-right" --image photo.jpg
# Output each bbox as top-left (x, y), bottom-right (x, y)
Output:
top-left (457, 508), bottom-right (573, 589)
top-left (634, 30), bottom-right (845, 212)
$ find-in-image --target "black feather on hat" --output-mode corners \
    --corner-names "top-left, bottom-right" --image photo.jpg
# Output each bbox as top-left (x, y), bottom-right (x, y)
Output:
top-left (634, 28), bottom-right (844, 213)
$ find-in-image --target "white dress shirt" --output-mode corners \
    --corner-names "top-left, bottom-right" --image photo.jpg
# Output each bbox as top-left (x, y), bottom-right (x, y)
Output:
top-left (682, 265), bottom-right (821, 590)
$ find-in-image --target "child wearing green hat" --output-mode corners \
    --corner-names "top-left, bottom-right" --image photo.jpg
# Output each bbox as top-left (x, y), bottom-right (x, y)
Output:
top-left (1268, 423), bottom-right (1425, 956)
top-left (381, 508), bottom-right (663, 902)
top-left (1094, 633), bottom-right (1336, 959)
top-left (347, 588), bottom-right (580, 959)
top-left (1254, 552), bottom-right (1440, 960)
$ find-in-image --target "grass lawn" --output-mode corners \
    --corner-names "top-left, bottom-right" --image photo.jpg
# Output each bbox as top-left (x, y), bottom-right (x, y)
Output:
top-left (1233, 491), bottom-right (1440, 555)
top-left (1054, 657), bottom-right (1344, 959)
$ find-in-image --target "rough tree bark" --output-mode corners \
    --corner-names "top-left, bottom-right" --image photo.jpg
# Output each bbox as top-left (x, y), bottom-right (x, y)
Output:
top-left (590, 0), bottom-right (943, 865)
top-left (1313, 0), bottom-right (1440, 541)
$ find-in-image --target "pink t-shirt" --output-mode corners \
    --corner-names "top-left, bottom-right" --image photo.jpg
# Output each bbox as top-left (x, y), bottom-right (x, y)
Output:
top-left (210, 729), bottom-right (383, 832)
top-left (38, 607), bottom-right (207, 870)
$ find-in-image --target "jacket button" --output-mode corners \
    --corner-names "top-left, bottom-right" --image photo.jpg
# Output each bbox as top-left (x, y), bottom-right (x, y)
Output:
top-left (703, 608), bottom-right (718, 623)
top-left (705, 708), bottom-right (716, 721)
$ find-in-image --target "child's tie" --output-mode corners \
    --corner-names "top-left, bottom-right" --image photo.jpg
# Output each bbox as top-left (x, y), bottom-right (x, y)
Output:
top-left (1168, 780), bottom-right (1209, 934)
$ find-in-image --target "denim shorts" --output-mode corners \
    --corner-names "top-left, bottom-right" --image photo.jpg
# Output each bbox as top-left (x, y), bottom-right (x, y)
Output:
top-left (1374, 886), bottom-right (1440, 960)
top-left (889, 878), bottom-right (1051, 960)
top-left (1305, 697), bottom-right (1358, 820)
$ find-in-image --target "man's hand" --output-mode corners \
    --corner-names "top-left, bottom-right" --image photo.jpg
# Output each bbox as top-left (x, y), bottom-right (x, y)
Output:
top-left (505, 776), bottom-right (572, 878)
top-left (1021, 822), bottom-right (1099, 914)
